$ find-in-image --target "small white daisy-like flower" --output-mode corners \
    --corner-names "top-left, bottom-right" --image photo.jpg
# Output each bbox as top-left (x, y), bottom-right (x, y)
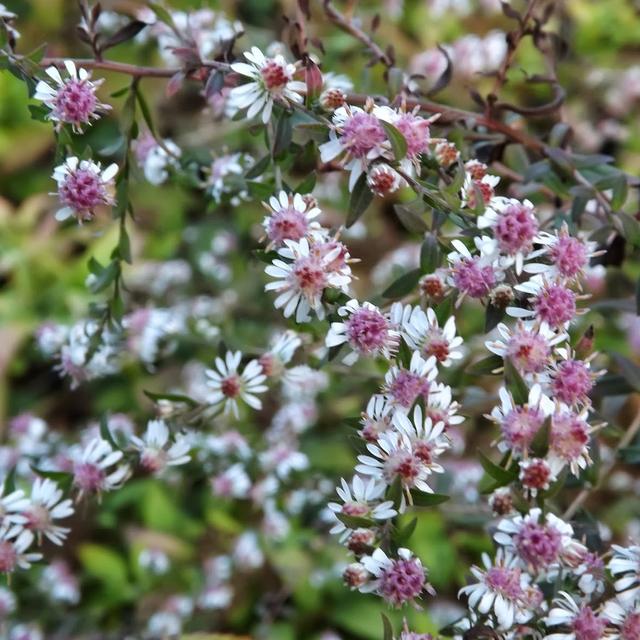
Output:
top-left (447, 237), bottom-right (504, 303)
top-left (488, 383), bottom-right (554, 455)
top-left (367, 164), bottom-right (405, 197)
top-left (228, 47), bottom-right (305, 124)
top-left (24, 478), bottom-right (74, 545)
top-left (360, 394), bottom-right (394, 442)
top-left (72, 437), bottom-right (130, 497)
top-left (0, 523), bottom-right (41, 574)
top-left (359, 547), bottom-right (433, 607)
top-left (494, 508), bottom-right (584, 575)
top-left (461, 172), bottom-right (500, 209)
top-left (458, 549), bottom-right (535, 630)
top-left (383, 351), bottom-right (437, 412)
top-left (264, 237), bottom-right (351, 323)
top-left (130, 419), bottom-right (191, 474)
top-left (548, 405), bottom-right (594, 476)
top-left (485, 321), bottom-right (566, 377)
top-left (259, 443), bottom-right (308, 479)
top-left (259, 330), bottom-right (302, 377)
top-left (326, 300), bottom-right (400, 363)
top-left (34, 61), bottom-right (111, 132)
top-left (524, 223), bottom-right (602, 285)
top-left (424, 382), bottom-right (464, 430)
top-left (328, 476), bottom-right (396, 538)
top-left (396, 304), bottom-right (464, 367)
top-left (392, 405), bottom-right (450, 475)
top-left (319, 105), bottom-right (392, 190)
top-left (211, 463), bottom-right (252, 499)
top-left (544, 591), bottom-right (608, 640)
top-left (609, 544), bottom-right (640, 603)
top-left (477, 198), bottom-right (542, 274)
top-left (52, 156), bottom-right (118, 223)
top-left (602, 596), bottom-right (640, 640)
top-left (205, 351), bottom-right (268, 418)
top-left (261, 191), bottom-right (323, 249)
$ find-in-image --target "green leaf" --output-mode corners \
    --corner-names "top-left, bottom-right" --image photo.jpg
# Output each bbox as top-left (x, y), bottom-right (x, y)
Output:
top-left (504, 359), bottom-right (528, 405)
top-left (31, 467), bottom-right (72, 490)
top-left (143, 390), bottom-right (198, 408)
top-left (148, 2), bottom-right (175, 28)
top-left (382, 268), bottom-right (421, 299)
top-left (420, 234), bottom-right (440, 273)
top-left (467, 354), bottom-right (503, 376)
top-left (100, 415), bottom-right (121, 450)
top-left (78, 543), bottom-right (134, 602)
top-left (394, 517), bottom-right (417, 547)
top-left (335, 512), bottom-right (375, 529)
top-left (381, 121), bottom-right (408, 161)
top-left (394, 202), bottom-right (429, 233)
top-left (347, 174), bottom-right (373, 227)
top-left (245, 155), bottom-right (271, 179)
top-left (88, 260), bottom-right (120, 294)
top-left (478, 450), bottom-right (517, 484)
top-left (295, 171), bottom-right (317, 194)
top-left (381, 613), bottom-right (394, 640)
top-left (135, 87), bottom-right (155, 135)
top-left (616, 213), bottom-right (640, 247)
top-left (273, 112), bottom-right (293, 158)
top-left (410, 492), bottom-right (450, 507)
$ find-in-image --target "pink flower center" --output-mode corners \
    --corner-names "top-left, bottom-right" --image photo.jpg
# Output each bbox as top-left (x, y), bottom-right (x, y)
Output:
top-left (140, 449), bottom-right (168, 473)
top-left (342, 502), bottom-right (370, 517)
top-left (260, 59), bottom-right (290, 91)
top-left (414, 441), bottom-right (434, 465)
top-left (292, 256), bottom-right (328, 297)
top-left (420, 274), bottom-right (445, 299)
top-left (507, 329), bottom-right (550, 374)
top-left (220, 374), bottom-right (241, 398)
top-left (266, 207), bottom-right (309, 245)
top-left (361, 417), bottom-right (390, 442)
top-left (340, 112), bottom-right (387, 158)
top-left (311, 240), bottom-right (348, 273)
top-left (386, 451), bottom-right (421, 485)
top-left (24, 505), bottom-right (51, 532)
top-left (0, 541), bottom-right (17, 573)
top-left (515, 521), bottom-right (562, 569)
top-left (552, 359), bottom-right (593, 405)
top-left (395, 113), bottom-right (430, 158)
top-left (533, 284), bottom-right (576, 328)
top-left (59, 168), bottom-right (107, 215)
top-left (452, 257), bottom-right (496, 298)
top-left (571, 606), bottom-right (608, 640)
top-left (551, 412), bottom-right (590, 462)
top-left (501, 406), bottom-right (543, 453)
top-left (379, 557), bottom-right (425, 606)
top-left (550, 235), bottom-right (589, 279)
top-left (422, 330), bottom-right (450, 362)
top-left (467, 180), bottom-right (494, 208)
top-left (54, 79), bottom-right (98, 125)
top-left (345, 307), bottom-right (392, 355)
top-left (622, 612), bottom-right (640, 640)
top-left (387, 370), bottom-right (430, 408)
top-left (493, 203), bottom-right (539, 255)
top-left (484, 566), bottom-right (523, 600)
top-left (73, 462), bottom-right (105, 493)
top-left (368, 167), bottom-right (398, 196)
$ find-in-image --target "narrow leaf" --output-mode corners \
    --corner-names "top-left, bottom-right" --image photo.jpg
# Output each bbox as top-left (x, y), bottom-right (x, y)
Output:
top-left (347, 174), bottom-right (373, 227)
top-left (382, 268), bottom-right (421, 299)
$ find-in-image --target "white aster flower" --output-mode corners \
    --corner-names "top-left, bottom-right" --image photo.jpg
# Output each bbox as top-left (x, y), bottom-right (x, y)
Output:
top-left (72, 437), bottom-right (130, 497)
top-left (205, 350), bottom-right (267, 418)
top-left (130, 419), bottom-right (191, 474)
top-left (25, 478), bottom-right (74, 545)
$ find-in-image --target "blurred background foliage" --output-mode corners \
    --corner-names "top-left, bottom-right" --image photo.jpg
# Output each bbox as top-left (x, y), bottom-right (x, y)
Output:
top-left (1, 0), bottom-right (640, 638)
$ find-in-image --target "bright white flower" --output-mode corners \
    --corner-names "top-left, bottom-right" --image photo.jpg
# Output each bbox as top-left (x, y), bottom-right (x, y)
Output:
top-left (52, 157), bottom-right (118, 223)
top-left (485, 321), bottom-right (566, 377)
top-left (328, 476), bottom-right (396, 537)
top-left (0, 585), bottom-right (15, 616)
top-left (367, 164), bottom-right (405, 197)
top-left (205, 351), bottom-right (268, 418)
top-left (259, 330), bottom-right (302, 378)
top-left (205, 152), bottom-right (248, 203)
top-left (0, 524), bottom-right (41, 573)
top-left (229, 47), bottom-right (305, 124)
top-left (40, 559), bottom-right (80, 603)
top-left (395, 304), bottom-right (464, 367)
top-left (326, 300), bottom-right (400, 363)
top-left (72, 438), bottom-right (130, 496)
top-left (360, 394), bottom-right (394, 442)
top-left (447, 237), bottom-right (504, 302)
top-left (319, 105), bottom-right (392, 190)
top-left (392, 405), bottom-right (450, 474)
top-left (233, 531), bottom-right (264, 569)
top-left (547, 405), bottom-right (594, 476)
top-left (211, 463), bottom-right (251, 499)
top-left (142, 139), bottom-right (181, 185)
top-left (423, 382), bottom-right (465, 429)
top-left (489, 383), bottom-right (555, 456)
top-left (458, 549), bottom-right (536, 630)
top-left (262, 191), bottom-right (324, 249)
top-left (130, 419), bottom-right (191, 473)
top-left (0, 484), bottom-right (30, 527)
top-left (602, 596), bottom-right (640, 640)
top-left (34, 61), bottom-right (110, 132)
top-left (138, 548), bottom-right (171, 575)
top-left (24, 478), bottom-right (73, 545)
top-left (265, 237), bottom-right (351, 322)
top-left (259, 443), bottom-right (308, 480)
top-left (494, 508), bottom-right (585, 575)
top-left (609, 544), bottom-right (640, 603)
top-left (544, 591), bottom-right (608, 640)
top-left (282, 365), bottom-right (328, 399)
top-left (460, 172), bottom-right (500, 209)
top-left (383, 351), bottom-right (437, 412)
